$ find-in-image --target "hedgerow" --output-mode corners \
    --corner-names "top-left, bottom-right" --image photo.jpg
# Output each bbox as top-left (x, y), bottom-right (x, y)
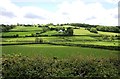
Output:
top-left (2, 54), bottom-right (120, 79)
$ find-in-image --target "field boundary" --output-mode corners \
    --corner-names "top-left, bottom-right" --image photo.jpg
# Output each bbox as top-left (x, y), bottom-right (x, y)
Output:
top-left (1, 42), bottom-right (120, 51)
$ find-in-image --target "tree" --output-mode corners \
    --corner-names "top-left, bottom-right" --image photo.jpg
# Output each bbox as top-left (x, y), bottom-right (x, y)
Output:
top-left (96, 26), bottom-right (120, 33)
top-left (65, 27), bottom-right (73, 35)
top-left (109, 36), bottom-right (115, 41)
top-left (35, 38), bottom-right (43, 43)
top-left (90, 27), bottom-right (98, 33)
top-left (42, 27), bottom-right (49, 32)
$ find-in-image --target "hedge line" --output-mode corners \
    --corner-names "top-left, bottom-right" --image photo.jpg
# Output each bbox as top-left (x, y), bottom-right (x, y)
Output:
top-left (2, 54), bottom-right (120, 79)
top-left (1, 34), bottom-right (102, 38)
top-left (48, 43), bottom-right (120, 51)
top-left (1, 42), bottom-right (120, 51)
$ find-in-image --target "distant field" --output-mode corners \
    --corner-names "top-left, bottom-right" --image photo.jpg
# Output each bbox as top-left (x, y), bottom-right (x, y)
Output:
top-left (3, 36), bottom-right (96, 41)
top-left (2, 32), bottom-right (36, 36)
top-left (49, 25), bottom-right (74, 28)
top-left (41, 30), bottom-right (63, 35)
top-left (74, 28), bottom-right (119, 36)
top-left (63, 41), bottom-right (119, 46)
top-left (2, 37), bottom-right (61, 42)
top-left (1, 26), bottom-right (43, 36)
top-left (66, 36), bottom-right (97, 41)
top-left (74, 28), bottom-right (98, 35)
top-left (98, 31), bottom-right (119, 35)
top-left (1, 26), bottom-right (120, 59)
top-left (10, 26), bottom-right (42, 31)
top-left (2, 35), bottom-right (119, 46)
top-left (2, 44), bottom-right (119, 58)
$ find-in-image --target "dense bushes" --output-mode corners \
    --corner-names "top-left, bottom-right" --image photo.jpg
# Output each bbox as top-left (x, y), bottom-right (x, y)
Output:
top-left (35, 37), bottom-right (44, 43)
top-left (96, 26), bottom-right (120, 33)
top-left (1, 34), bottom-right (19, 38)
top-left (90, 27), bottom-right (98, 33)
top-left (0, 24), bottom-right (16, 32)
top-left (65, 27), bottom-right (74, 36)
top-left (2, 54), bottom-right (120, 78)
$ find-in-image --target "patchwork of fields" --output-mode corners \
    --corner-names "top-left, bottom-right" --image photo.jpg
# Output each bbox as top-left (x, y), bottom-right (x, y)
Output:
top-left (1, 25), bottom-right (119, 58)
top-left (1, 24), bottom-right (120, 78)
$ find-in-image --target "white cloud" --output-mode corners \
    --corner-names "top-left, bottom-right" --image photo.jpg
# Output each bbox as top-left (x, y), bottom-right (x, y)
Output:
top-left (105, 0), bottom-right (119, 4)
top-left (0, 0), bottom-right (118, 26)
top-left (55, 0), bottom-right (118, 25)
top-left (0, 0), bottom-right (53, 24)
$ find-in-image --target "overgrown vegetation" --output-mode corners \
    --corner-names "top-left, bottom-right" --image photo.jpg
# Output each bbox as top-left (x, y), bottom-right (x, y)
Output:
top-left (2, 54), bottom-right (120, 78)
top-left (96, 26), bottom-right (120, 33)
top-left (89, 27), bottom-right (98, 33)
top-left (0, 24), bottom-right (16, 32)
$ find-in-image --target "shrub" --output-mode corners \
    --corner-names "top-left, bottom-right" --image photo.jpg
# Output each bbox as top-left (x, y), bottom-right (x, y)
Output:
top-left (35, 37), bottom-right (43, 43)
top-left (65, 27), bottom-right (74, 36)
top-left (2, 54), bottom-right (120, 78)
top-left (90, 27), bottom-right (98, 33)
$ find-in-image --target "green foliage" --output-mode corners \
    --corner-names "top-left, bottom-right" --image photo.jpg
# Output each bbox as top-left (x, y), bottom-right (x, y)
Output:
top-left (35, 37), bottom-right (43, 43)
top-left (2, 54), bottom-right (120, 78)
top-left (0, 24), bottom-right (16, 32)
top-left (2, 44), bottom-right (119, 58)
top-left (55, 27), bottom-right (65, 32)
top-left (65, 27), bottom-right (73, 35)
top-left (42, 27), bottom-right (50, 32)
top-left (74, 28), bottom-right (99, 35)
top-left (68, 23), bottom-right (96, 28)
top-left (90, 27), bottom-right (98, 33)
top-left (100, 35), bottom-right (116, 41)
top-left (96, 26), bottom-right (120, 33)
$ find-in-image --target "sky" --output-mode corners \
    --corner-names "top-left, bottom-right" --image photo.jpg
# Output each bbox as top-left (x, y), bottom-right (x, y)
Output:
top-left (0, 0), bottom-right (119, 26)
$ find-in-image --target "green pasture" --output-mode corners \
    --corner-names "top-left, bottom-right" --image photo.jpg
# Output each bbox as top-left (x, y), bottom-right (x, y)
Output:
top-left (2, 37), bottom-right (60, 42)
top-left (74, 28), bottom-right (119, 36)
top-left (41, 30), bottom-right (63, 35)
top-left (1, 26), bottom-right (43, 36)
top-left (98, 31), bottom-right (119, 35)
top-left (2, 32), bottom-right (37, 36)
top-left (63, 41), bottom-right (119, 46)
top-left (1, 36), bottom-right (98, 44)
top-left (10, 26), bottom-right (42, 31)
top-left (2, 37), bottom-right (35, 42)
top-left (0, 42), bottom-right (21, 44)
top-left (65, 36), bottom-right (97, 41)
top-left (49, 25), bottom-right (73, 28)
top-left (74, 28), bottom-right (98, 35)
top-left (1, 26), bottom-right (120, 60)
top-left (2, 35), bottom-right (119, 46)
top-left (2, 44), bottom-right (119, 58)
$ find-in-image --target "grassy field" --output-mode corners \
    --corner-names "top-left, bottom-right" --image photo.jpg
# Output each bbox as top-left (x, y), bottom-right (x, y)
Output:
top-left (64, 41), bottom-right (119, 46)
top-left (10, 26), bottom-right (42, 31)
top-left (1, 25), bottom-right (120, 78)
top-left (74, 28), bottom-right (98, 35)
top-left (2, 36), bottom-right (119, 46)
top-left (1, 26), bottom-right (42, 37)
top-left (2, 44), bottom-right (119, 58)
top-left (2, 36), bottom-right (96, 41)
top-left (74, 28), bottom-right (118, 36)
top-left (41, 30), bottom-right (63, 35)
top-left (98, 31), bottom-right (119, 35)
top-left (2, 32), bottom-right (35, 36)
top-left (1, 25), bottom-right (120, 59)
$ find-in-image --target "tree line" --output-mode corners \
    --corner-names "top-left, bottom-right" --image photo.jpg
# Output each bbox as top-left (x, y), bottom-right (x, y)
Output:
top-left (1, 23), bottom-right (119, 33)
top-left (0, 24), bottom-right (16, 32)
